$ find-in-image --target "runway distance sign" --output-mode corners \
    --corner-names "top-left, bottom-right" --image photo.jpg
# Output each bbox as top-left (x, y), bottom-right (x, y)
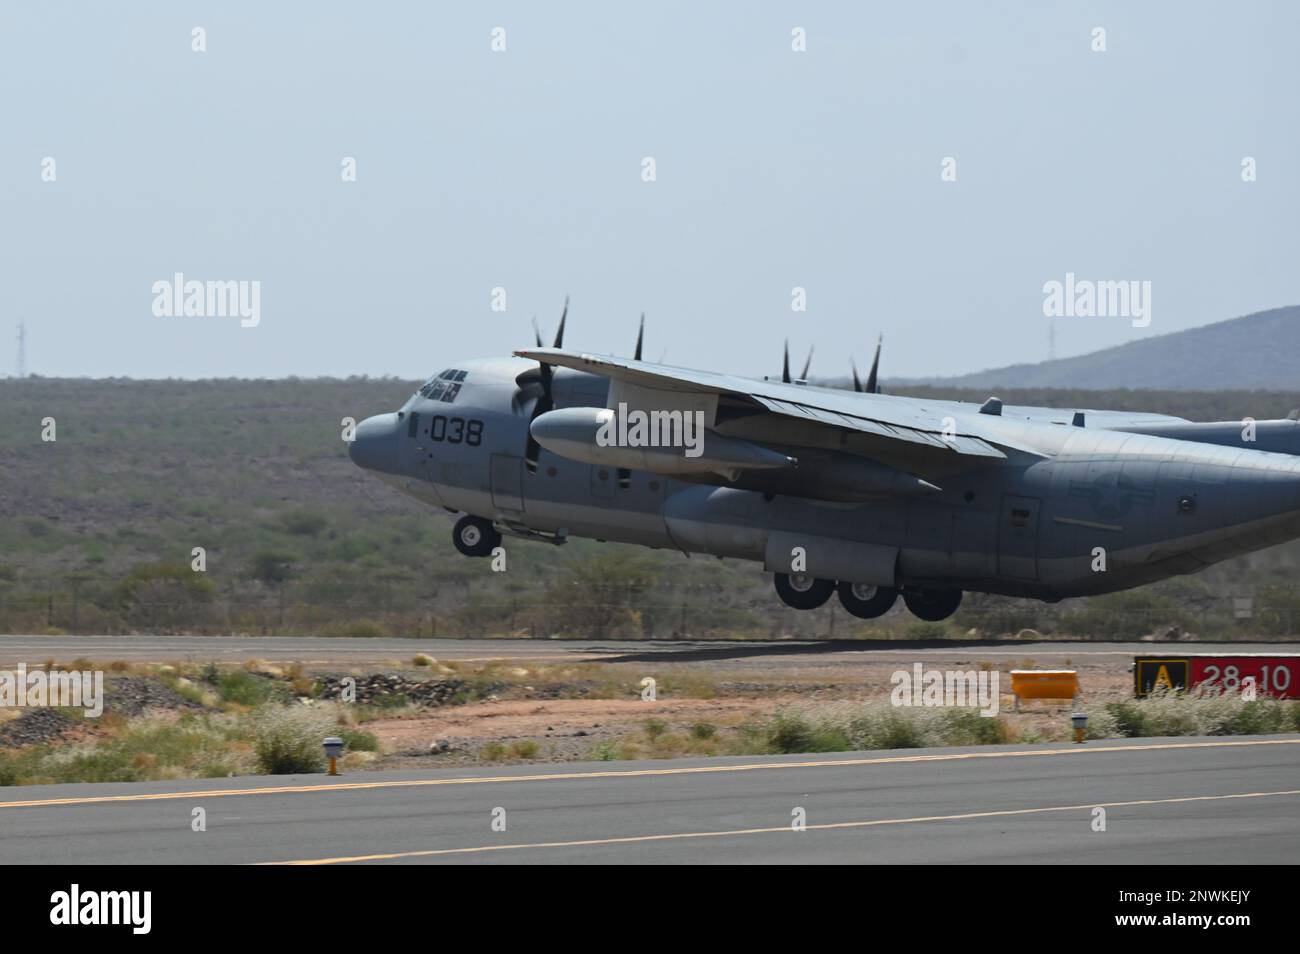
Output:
top-left (1134, 655), bottom-right (1300, 699)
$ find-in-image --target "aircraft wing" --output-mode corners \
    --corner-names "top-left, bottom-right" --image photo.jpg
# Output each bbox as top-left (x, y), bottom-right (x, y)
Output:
top-left (515, 348), bottom-right (1037, 460)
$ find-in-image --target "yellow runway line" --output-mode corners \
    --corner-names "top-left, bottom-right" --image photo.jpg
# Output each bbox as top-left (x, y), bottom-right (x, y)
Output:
top-left (269, 788), bottom-right (1300, 864)
top-left (0, 737), bottom-right (1295, 810)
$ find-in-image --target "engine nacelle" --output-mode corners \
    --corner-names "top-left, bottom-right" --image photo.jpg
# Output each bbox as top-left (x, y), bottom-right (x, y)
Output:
top-left (529, 406), bottom-right (794, 478)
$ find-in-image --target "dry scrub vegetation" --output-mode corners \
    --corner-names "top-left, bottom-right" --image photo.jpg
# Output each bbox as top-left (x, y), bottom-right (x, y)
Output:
top-left (6, 377), bottom-right (1300, 639)
top-left (2, 656), bottom-right (1296, 786)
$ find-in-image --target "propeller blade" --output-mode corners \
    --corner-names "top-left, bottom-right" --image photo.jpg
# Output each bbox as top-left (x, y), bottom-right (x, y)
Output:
top-left (851, 359), bottom-right (862, 393)
top-left (782, 340), bottom-right (791, 384)
top-left (800, 345), bottom-right (814, 381)
top-left (532, 317), bottom-right (543, 348)
top-left (617, 310), bottom-right (639, 483)
top-left (524, 374), bottom-right (552, 472)
top-left (552, 296), bottom-right (569, 349)
top-left (523, 312), bottom-right (563, 470)
top-left (524, 435), bottom-right (543, 472)
top-left (865, 335), bottom-right (882, 394)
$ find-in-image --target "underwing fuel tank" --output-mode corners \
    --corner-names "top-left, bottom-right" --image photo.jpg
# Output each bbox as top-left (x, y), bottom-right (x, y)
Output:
top-left (529, 406), bottom-right (794, 478)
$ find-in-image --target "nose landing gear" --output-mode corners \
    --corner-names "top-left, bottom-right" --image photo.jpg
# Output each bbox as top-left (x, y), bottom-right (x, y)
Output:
top-left (452, 515), bottom-right (502, 557)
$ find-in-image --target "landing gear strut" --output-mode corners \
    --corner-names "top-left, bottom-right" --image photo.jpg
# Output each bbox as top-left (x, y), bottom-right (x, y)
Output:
top-left (837, 581), bottom-right (898, 619)
top-left (452, 515), bottom-right (502, 557)
top-left (774, 573), bottom-right (835, 610)
top-left (902, 588), bottom-right (963, 621)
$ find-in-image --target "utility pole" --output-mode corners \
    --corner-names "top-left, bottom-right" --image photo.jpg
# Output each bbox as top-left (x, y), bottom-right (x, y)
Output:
top-left (16, 319), bottom-right (26, 377)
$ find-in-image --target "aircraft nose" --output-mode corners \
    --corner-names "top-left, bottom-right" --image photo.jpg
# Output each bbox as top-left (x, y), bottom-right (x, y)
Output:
top-left (348, 413), bottom-right (403, 475)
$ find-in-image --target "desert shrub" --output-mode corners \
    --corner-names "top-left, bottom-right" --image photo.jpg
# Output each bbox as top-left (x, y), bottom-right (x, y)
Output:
top-left (112, 563), bottom-right (215, 632)
top-left (937, 709), bottom-right (1010, 745)
top-left (1255, 584), bottom-right (1300, 636)
top-left (338, 728), bottom-right (379, 752)
top-left (1102, 701), bottom-right (1148, 737)
top-left (1087, 689), bottom-right (1297, 739)
top-left (507, 740), bottom-right (539, 759)
top-left (543, 552), bottom-right (657, 638)
top-left (1059, 590), bottom-right (1192, 639)
top-left (954, 593), bottom-right (1046, 636)
top-left (249, 706), bottom-right (332, 774)
top-left (903, 621), bottom-right (949, 640)
top-left (766, 711), bottom-right (852, 754)
top-left (249, 550), bottom-right (297, 587)
top-left (217, 670), bottom-right (284, 707)
top-left (0, 716), bottom-right (243, 786)
top-left (847, 708), bottom-right (928, 750)
top-left (281, 509), bottom-right (329, 536)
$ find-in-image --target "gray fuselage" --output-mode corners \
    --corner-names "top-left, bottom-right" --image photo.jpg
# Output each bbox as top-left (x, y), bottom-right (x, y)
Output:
top-left (350, 356), bottom-right (1300, 603)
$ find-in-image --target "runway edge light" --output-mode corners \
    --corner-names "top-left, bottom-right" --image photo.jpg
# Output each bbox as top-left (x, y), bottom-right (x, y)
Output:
top-left (1071, 712), bottom-right (1088, 744)
top-left (323, 737), bottom-right (344, 775)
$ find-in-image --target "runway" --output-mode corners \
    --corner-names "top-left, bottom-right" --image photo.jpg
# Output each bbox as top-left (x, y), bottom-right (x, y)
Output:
top-left (1, 736), bottom-right (1296, 864)
top-left (0, 634), bottom-right (1295, 667)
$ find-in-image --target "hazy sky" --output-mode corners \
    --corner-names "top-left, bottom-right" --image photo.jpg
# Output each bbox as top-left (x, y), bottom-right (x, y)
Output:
top-left (3, 2), bottom-right (1297, 380)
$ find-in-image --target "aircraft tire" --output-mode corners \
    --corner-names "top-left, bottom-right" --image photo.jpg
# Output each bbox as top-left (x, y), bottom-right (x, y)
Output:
top-left (903, 588), bottom-right (963, 621)
top-left (836, 581), bottom-right (898, 619)
top-left (453, 515), bottom-right (501, 557)
top-left (774, 573), bottom-right (835, 610)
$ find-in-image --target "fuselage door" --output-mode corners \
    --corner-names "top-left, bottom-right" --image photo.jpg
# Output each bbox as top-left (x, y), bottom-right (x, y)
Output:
top-left (490, 453), bottom-right (525, 513)
top-left (997, 494), bottom-right (1040, 581)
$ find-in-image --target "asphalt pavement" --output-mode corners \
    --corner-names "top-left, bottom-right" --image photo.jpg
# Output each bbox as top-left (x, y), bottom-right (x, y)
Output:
top-left (1, 735), bottom-right (1296, 864)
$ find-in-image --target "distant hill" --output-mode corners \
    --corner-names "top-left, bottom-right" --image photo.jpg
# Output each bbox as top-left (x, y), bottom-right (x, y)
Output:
top-left (909, 305), bottom-right (1300, 392)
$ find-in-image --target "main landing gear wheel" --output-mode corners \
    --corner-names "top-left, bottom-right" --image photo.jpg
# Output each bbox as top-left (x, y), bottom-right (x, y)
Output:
top-left (902, 588), bottom-right (963, 622)
top-left (452, 515), bottom-right (501, 557)
top-left (837, 582), bottom-right (898, 619)
top-left (774, 573), bottom-right (836, 610)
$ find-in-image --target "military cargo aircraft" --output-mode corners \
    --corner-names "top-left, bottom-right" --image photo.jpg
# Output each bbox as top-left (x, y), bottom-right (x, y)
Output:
top-left (349, 303), bottom-right (1300, 621)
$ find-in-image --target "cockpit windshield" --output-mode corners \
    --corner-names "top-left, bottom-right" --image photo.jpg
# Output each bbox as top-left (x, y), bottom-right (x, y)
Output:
top-left (419, 368), bottom-right (468, 404)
